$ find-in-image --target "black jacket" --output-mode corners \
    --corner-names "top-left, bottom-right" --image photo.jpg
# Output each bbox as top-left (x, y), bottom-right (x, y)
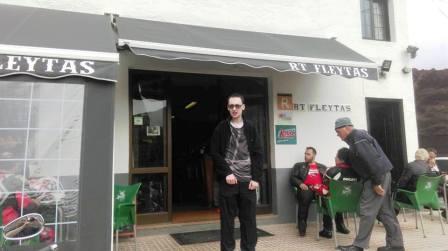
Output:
top-left (290, 161), bottom-right (327, 187)
top-left (210, 118), bottom-right (263, 182)
top-left (344, 129), bottom-right (393, 185)
top-left (397, 160), bottom-right (429, 191)
top-left (325, 163), bottom-right (360, 183)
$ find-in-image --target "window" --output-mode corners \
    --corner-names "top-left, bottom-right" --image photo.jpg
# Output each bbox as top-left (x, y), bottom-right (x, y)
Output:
top-left (361, 0), bottom-right (390, 41)
top-left (0, 81), bottom-right (84, 247)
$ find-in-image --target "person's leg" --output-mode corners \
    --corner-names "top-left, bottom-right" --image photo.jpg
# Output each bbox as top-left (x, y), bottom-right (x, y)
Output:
top-left (335, 213), bottom-right (350, 234)
top-left (352, 180), bottom-right (385, 249)
top-left (323, 214), bottom-right (333, 231)
top-left (238, 182), bottom-right (257, 251)
top-left (377, 173), bottom-right (404, 248)
top-left (297, 189), bottom-right (314, 235)
top-left (219, 182), bottom-right (239, 251)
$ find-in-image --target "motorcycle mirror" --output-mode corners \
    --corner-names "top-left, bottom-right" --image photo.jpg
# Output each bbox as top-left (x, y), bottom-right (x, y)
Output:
top-left (2, 213), bottom-right (45, 241)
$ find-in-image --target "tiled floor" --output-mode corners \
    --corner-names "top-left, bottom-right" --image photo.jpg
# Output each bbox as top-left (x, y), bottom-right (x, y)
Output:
top-left (118, 211), bottom-right (448, 251)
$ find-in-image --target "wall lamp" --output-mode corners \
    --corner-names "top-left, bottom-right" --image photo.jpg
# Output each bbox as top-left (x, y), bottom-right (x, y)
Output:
top-left (402, 67), bottom-right (412, 74)
top-left (380, 60), bottom-right (392, 77)
top-left (406, 45), bottom-right (419, 59)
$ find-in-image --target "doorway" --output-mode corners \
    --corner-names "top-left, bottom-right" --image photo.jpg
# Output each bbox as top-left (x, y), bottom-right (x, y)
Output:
top-left (129, 70), bottom-right (271, 224)
top-left (366, 98), bottom-right (407, 183)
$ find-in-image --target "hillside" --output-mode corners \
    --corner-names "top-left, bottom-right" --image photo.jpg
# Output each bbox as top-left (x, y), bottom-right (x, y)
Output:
top-left (413, 69), bottom-right (448, 155)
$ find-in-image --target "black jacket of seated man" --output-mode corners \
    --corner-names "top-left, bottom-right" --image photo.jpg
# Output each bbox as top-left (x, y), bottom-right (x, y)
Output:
top-left (395, 159), bottom-right (430, 204)
top-left (397, 160), bottom-right (430, 191)
top-left (290, 160), bottom-right (341, 236)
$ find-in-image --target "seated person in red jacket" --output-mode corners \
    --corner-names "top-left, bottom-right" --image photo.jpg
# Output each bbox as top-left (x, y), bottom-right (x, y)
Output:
top-left (319, 147), bottom-right (359, 238)
top-left (290, 146), bottom-right (347, 238)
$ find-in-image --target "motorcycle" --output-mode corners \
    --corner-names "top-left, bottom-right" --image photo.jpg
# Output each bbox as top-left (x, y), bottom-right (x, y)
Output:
top-left (1, 213), bottom-right (58, 251)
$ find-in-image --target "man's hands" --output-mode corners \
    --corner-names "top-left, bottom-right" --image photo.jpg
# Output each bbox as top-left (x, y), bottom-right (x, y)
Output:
top-left (299, 183), bottom-right (308, 191)
top-left (226, 174), bottom-right (238, 185)
top-left (373, 185), bottom-right (385, 196)
top-left (225, 174), bottom-right (259, 190)
top-left (249, 180), bottom-right (259, 190)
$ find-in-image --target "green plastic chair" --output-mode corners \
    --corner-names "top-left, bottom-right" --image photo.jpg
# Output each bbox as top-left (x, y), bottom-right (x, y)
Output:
top-left (394, 175), bottom-right (445, 237)
top-left (320, 180), bottom-right (363, 248)
top-left (0, 209), bottom-right (4, 247)
top-left (114, 183), bottom-right (141, 251)
top-left (292, 186), bottom-right (320, 240)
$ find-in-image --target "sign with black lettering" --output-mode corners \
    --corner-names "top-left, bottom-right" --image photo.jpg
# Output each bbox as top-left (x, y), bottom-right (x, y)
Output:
top-left (0, 54), bottom-right (116, 82)
top-left (288, 62), bottom-right (378, 80)
top-left (277, 93), bottom-right (352, 117)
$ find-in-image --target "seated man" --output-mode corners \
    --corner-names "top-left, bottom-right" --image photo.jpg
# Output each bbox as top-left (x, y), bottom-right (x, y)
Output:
top-left (320, 147), bottom-right (359, 238)
top-left (395, 148), bottom-right (430, 204)
top-left (290, 147), bottom-right (332, 237)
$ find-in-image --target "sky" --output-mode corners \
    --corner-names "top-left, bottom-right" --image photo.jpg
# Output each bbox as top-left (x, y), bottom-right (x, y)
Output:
top-left (408, 0), bottom-right (448, 69)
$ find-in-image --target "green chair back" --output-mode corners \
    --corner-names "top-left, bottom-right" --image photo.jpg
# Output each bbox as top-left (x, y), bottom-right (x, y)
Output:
top-left (113, 183), bottom-right (141, 230)
top-left (415, 175), bottom-right (442, 209)
top-left (325, 180), bottom-right (363, 217)
top-left (395, 175), bottom-right (443, 210)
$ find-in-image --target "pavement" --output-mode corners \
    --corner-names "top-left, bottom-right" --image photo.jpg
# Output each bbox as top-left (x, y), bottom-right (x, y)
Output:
top-left (117, 211), bottom-right (448, 251)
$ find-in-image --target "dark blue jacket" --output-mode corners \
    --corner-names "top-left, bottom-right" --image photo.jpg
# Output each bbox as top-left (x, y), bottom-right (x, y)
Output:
top-left (344, 129), bottom-right (393, 185)
top-left (210, 118), bottom-right (263, 182)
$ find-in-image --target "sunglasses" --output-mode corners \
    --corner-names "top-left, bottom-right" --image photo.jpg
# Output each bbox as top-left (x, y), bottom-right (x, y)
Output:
top-left (227, 104), bottom-right (243, 109)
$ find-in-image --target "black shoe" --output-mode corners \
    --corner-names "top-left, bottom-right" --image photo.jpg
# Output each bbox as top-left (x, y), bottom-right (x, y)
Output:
top-left (377, 246), bottom-right (405, 251)
top-left (319, 229), bottom-right (332, 238)
top-left (442, 209), bottom-right (446, 219)
top-left (298, 220), bottom-right (306, 237)
top-left (336, 224), bottom-right (350, 234)
top-left (338, 245), bottom-right (363, 251)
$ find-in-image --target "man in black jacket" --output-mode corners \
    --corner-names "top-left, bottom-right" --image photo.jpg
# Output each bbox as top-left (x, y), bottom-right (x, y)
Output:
top-left (290, 147), bottom-right (343, 237)
top-left (396, 148), bottom-right (430, 204)
top-left (210, 93), bottom-right (263, 251)
top-left (397, 148), bottom-right (431, 190)
top-left (335, 117), bottom-right (404, 251)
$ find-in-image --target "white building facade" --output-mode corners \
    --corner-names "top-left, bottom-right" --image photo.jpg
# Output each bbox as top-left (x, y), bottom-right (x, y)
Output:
top-left (0, 1), bottom-right (418, 250)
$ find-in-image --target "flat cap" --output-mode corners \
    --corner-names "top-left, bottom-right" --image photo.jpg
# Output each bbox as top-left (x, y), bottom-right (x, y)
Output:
top-left (335, 117), bottom-right (353, 129)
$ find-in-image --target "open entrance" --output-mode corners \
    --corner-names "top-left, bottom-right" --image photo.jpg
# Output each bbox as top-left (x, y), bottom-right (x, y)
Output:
top-left (129, 70), bottom-right (271, 224)
top-left (366, 98), bottom-right (408, 183)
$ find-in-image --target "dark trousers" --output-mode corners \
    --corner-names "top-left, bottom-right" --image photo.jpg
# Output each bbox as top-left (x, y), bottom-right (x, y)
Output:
top-left (297, 189), bottom-right (345, 232)
top-left (219, 181), bottom-right (257, 251)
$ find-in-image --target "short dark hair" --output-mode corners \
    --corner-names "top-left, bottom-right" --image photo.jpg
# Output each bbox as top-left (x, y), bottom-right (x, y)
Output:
top-left (227, 93), bottom-right (245, 104)
top-left (427, 147), bottom-right (437, 155)
top-left (306, 146), bottom-right (317, 155)
top-left (337, 147), bottom-right (351, 164)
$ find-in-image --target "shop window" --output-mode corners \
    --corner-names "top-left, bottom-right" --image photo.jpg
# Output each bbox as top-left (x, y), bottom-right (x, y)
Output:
top-left (131, 83), bottom-right (167, 168)
top-left (0, 81), bottom-right (84, 247)
top-left (360, 0), bottom-right (391, 41)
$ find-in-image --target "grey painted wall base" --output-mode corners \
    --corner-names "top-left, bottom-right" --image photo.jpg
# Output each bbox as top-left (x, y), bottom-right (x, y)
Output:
top-left (114, 168), bottom-right (319, 225)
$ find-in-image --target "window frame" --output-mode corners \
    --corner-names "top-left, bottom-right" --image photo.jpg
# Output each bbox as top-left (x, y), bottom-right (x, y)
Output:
top-left (361, 0), bottom-right (391, 41)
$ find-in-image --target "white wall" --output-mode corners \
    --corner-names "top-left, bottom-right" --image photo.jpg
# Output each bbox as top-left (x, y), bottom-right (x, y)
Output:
top-left (0, 0), bottom-right (418, 169)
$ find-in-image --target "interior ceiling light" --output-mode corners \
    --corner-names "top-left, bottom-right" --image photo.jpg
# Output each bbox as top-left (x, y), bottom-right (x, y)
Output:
top-left (185, 101), bottom-right (198, 110)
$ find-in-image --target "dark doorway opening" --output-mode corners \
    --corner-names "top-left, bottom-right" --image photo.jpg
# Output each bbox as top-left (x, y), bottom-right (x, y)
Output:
top-left (129, 70), bottom-right (271, 223)
top-left (366, 98), bottom-right (408, 183)
top-left (170, 73), bottom-right (270, 214)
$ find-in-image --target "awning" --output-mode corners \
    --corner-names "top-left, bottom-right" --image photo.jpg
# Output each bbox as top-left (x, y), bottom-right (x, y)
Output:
top-left (0, 4), bottom-right (118, 82)
top-left (117, 17), bottom-right (378, 81)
